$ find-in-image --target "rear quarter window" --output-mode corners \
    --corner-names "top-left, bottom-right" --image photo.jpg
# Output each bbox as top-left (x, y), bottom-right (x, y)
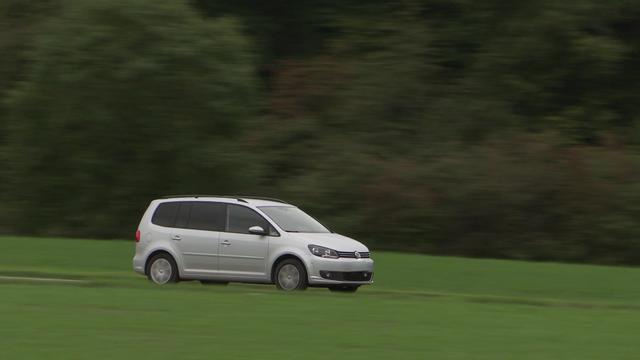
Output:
top-left (151, 202), bottom-right (180, 227)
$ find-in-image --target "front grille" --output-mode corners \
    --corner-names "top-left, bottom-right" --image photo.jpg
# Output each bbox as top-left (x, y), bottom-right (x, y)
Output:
top-left (320, 271), bottom-right (373, 281)
top-left (337, 251), bottom-right (370, 259)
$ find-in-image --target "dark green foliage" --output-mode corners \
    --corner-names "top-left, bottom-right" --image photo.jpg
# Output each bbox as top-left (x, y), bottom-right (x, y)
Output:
top-left (2, 0), bottom-right (640, 264)
top-left (1, 0), bottom-right (260, 236)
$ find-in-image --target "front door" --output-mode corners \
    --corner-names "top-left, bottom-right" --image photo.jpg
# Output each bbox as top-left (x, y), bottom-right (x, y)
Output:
top-left (218, 204), bottom-right (270, 276)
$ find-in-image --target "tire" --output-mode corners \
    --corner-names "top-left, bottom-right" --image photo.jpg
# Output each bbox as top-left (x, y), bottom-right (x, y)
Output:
top-left (274, 258), bottom-right (308, 291)
top-left (146, 253), bottom-right (179, 285)
top-left (200, 280), bottom-right (229, 286)
top-left (328, 285), bottom-right (359, 293)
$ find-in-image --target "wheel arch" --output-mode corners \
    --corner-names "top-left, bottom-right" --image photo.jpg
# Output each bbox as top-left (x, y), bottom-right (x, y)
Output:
top-left (144, 248), bottom-right (181, 277)
top-left (270, 253), bottom-right (309, 283)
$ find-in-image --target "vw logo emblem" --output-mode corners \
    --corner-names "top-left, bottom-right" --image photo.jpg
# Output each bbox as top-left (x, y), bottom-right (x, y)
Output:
top-left (354, 251), bottom-right (361, 259)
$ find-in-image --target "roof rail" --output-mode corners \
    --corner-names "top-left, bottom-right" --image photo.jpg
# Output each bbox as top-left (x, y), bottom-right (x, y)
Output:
top-left (161, 195), bottom-right (221, 199)
top-left (160, 195), bottom-right (288, 204)
top-left (228, 196), bottom-right (289, 204)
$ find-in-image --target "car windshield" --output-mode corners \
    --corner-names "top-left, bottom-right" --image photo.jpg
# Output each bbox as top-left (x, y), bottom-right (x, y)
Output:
top-left (258, 206), bottom-right (330, 233)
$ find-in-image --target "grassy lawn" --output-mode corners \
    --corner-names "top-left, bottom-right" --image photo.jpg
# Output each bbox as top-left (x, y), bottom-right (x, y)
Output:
top-left (1, 236), bottom-right (639, 359)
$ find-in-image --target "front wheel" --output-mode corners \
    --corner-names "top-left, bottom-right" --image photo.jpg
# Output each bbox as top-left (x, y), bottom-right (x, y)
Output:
top-left (146, 253), bottom-right (179, 285)
top-left (328, 285), bottom-right (359, 293)
top-left (274, 259), bottom-right (308, 291)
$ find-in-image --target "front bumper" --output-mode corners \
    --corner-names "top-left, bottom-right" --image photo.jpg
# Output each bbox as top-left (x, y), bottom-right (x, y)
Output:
top-left (307, 257), bottom-right (374, 285)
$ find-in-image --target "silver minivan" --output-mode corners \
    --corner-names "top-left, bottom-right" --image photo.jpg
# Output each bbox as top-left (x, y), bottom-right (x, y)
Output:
top-left (133, 196), bottom-right (374, 292)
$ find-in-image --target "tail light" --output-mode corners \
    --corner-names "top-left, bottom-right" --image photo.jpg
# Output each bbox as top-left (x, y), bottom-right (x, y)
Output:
top-left (135, 229), bottom-right (141, 243)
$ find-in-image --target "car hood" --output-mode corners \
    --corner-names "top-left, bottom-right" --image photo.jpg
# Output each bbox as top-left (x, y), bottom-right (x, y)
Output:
top-left (290, 232), bottom-right (369, 252)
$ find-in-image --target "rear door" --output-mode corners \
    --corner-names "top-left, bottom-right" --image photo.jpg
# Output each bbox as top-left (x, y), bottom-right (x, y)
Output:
top-left (218, 204), bottom-right (272, 277)
top-left (170, 201), bottom-right (224, 274)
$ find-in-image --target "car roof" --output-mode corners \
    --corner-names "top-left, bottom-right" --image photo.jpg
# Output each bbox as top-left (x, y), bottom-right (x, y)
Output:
top-left (156, 195), bottom-right (291, 207)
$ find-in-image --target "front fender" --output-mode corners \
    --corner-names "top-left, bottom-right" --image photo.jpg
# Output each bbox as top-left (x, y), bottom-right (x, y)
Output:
top-left (267, 247), bottom-right (313, 281)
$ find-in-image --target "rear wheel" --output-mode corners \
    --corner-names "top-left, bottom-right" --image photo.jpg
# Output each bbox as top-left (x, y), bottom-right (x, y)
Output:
top-left (274, 259), bottom-right (308, 291)
top-left (328, 285), bottom-right (359, 293)
top-left (146, 253), bottom-right (179, 284)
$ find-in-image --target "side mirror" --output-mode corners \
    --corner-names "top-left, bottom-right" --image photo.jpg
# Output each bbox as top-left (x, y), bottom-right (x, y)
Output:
top-left (248, 225), bottom-right (268, 235)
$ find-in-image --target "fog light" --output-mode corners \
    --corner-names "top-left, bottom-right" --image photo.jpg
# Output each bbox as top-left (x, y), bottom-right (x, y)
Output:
top-left (320, 271), bottom-right (333, 279)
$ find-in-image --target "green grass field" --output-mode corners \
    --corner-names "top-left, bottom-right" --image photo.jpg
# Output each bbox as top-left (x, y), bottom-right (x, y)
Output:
top-left (1, 236), bottom-right (639, 359)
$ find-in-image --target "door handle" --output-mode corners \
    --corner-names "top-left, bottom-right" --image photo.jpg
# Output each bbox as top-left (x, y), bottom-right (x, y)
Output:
top-left (171, 235), bottom-right (182, 241)
top-left (221, 240), bottom-right (231, 246)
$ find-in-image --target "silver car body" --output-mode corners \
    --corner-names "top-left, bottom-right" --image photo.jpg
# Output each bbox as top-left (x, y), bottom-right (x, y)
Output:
top-left (133, 196), bottom-right (374, 286)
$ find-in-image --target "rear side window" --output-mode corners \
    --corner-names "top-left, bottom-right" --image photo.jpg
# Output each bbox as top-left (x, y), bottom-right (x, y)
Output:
top-left (187, 202), bottom-right (225, 231)
top-left (227, 204), bottom-right (271, 234)
top-left (174, 202), bottom-right (191, 228)
top-left (151, 202), bottom-right (180, 227)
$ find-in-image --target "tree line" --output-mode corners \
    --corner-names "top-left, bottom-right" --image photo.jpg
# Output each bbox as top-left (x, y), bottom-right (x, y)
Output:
top-left (1, 0), bottom-right (640, 264)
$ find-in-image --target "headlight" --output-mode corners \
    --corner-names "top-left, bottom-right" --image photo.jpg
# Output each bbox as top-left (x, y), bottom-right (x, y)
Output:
top-left (308, 244), bottom-right (339, 259)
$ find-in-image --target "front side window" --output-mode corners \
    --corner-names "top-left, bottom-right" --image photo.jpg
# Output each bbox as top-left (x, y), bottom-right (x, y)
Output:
top-left (186, 202), bottom-right (225, 231)
top-left (227, 204), bottom-right (273, 234)
top-left (258, 206), bottom-right (330, 233)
